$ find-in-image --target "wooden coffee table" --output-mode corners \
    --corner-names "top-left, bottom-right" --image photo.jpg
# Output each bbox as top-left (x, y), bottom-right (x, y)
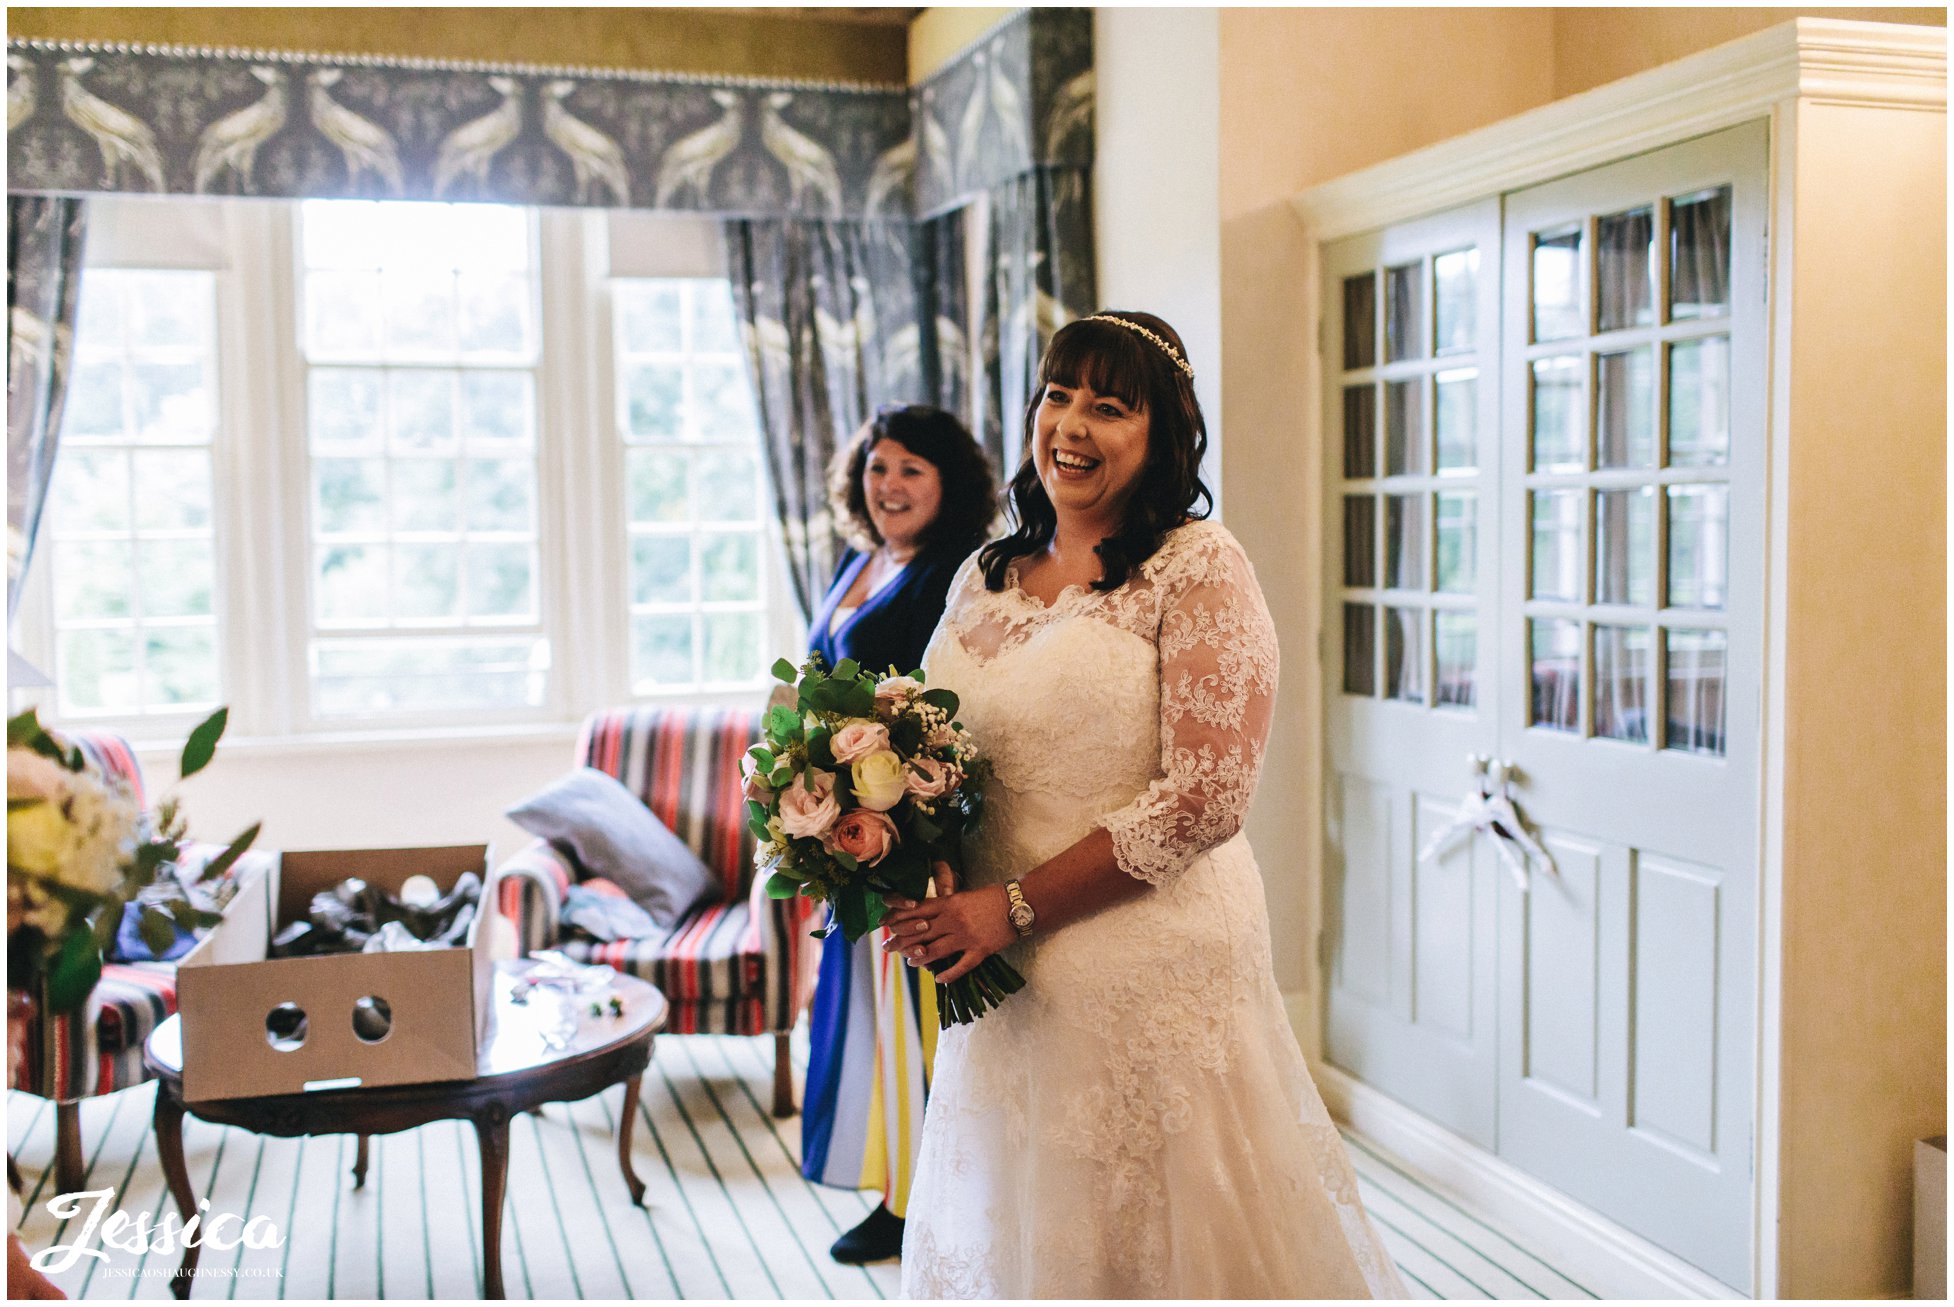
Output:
top-left (143, 959), bottom-right (667, 1299)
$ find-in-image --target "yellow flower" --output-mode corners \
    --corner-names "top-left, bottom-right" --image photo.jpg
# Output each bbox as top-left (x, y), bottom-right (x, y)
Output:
top-left (850, 750), bottom-right (908, 812)
top-left (8, 798), bottom-right (73, 876)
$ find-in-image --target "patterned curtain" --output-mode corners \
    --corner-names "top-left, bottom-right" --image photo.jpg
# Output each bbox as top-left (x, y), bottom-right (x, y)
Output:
top-left (724, 218), bottom-right (923, 621)
top-left (977, 166), bottom-right (1095, 473)
top-left (915, 206), bottom-right (972, 443)
top-left (7, 195), bottom-right (87, 621)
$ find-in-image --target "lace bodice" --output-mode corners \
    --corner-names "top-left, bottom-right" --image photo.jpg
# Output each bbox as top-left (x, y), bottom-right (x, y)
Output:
top-left (925, 519), bottom-right (1279, 885)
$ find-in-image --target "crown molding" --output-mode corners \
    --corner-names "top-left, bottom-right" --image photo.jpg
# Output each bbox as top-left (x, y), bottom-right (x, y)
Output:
top-left (1290, 18), bottom-right (1946, 240)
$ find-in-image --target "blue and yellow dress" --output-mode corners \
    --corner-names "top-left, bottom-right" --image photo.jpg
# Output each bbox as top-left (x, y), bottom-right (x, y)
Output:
top-left (800, 540), bottom-right (964, 1215)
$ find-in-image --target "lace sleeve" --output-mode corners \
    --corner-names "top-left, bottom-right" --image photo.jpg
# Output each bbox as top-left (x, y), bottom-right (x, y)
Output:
top-left (1100, 527), bottom-right (1280, 885)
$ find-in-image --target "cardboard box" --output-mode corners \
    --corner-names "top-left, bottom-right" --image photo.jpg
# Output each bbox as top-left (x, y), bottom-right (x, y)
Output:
top-left (1918, 1136), bottom-right (1946, 1299)
top-left (175, 845), bottom-right (502, 1102)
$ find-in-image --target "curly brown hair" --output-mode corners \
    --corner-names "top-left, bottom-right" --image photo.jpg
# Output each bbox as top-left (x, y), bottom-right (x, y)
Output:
top-left (828, 405), bottom-right (997, 556)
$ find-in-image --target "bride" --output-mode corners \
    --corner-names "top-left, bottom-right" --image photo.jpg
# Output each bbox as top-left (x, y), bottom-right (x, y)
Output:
top-left (880, 311), bottom-right (1407, 1298)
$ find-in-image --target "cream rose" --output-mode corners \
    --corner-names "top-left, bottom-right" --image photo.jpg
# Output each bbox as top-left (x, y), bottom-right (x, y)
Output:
top-left (850, 750), bottom-right (908, 811)
top-left (826, 809), bottom-right (897, 866)
top-left (903, 755), bottom-right (960, 800)
top-left (829, 720), bottom-right (891, 764)
top-left (777, 769), bottom-right (841, 839)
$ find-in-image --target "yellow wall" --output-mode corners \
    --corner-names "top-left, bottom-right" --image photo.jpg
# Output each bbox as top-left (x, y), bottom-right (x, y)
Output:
top-left (1553, 7), bottom-right (1944, 96)
top-left (3, 6), bottom-right (909, 83)
top-left (907, 6), bottom-right (1013, 82)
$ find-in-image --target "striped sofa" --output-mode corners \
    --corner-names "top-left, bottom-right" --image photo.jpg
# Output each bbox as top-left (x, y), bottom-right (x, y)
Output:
top-left (9, 733), bottom-right (275, 1197)
top-left (495, 706), bottom-right (815, 1116)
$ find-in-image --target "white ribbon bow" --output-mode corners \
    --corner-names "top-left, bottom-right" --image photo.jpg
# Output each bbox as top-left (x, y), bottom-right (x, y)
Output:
top-left (1417, 756), bottom-right (1558, 893)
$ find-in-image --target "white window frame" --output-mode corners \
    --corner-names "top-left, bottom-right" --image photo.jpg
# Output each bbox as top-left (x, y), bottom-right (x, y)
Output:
top-left (11, 197), bottom-right (802, 749)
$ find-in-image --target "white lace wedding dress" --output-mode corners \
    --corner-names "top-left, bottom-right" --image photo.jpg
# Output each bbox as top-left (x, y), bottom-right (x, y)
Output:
top-left (902, 520), bottom-right (1406, 1299)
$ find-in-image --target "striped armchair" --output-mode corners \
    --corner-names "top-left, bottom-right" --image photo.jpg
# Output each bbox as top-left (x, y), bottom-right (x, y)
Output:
top-left (9, 732), bottom-right (275, 1196)
top-left (495, 707), bottom-right (816, 1116)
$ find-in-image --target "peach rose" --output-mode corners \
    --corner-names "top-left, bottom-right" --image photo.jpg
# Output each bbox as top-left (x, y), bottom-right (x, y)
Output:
top-left (873, 676), bottom-right (922, 718)
top-left (829, 720), bottom-right (891, 764)
top-left (826, 808), bottom-right (897, 866)
top-left (903, 756), bottom-right (960, 800)
top-left (777, 769), bottom-right (840, 839)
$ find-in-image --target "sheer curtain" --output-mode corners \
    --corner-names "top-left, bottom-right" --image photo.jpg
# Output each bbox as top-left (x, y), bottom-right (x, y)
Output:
top-left (7, 195), bottom-right (88, 624)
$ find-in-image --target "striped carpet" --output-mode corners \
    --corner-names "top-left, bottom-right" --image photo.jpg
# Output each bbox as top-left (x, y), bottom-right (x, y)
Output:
top-left (9, 1034), bottom-right (1597, 1300)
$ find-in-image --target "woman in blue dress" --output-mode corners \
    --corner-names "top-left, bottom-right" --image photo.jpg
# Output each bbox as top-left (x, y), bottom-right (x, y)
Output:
top-left (800, 404), bottom-right (994, 1264)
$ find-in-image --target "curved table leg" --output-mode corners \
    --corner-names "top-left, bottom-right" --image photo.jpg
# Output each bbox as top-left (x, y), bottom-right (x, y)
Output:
top-left (617, 1076), bottom-right (645, 1205)
top-left (474, 1110), bottom-right (510, 1299)
top-left (352, 1135), bottom-right (371, 1188)
top-left (154, 1088), bottom-right (200, 1299)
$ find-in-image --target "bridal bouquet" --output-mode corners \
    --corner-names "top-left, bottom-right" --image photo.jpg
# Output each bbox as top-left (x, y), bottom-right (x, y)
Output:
top-left (746, 655), bottom-right (1023, 1026)
top-left (8, 706), bottom-right (259, 1014)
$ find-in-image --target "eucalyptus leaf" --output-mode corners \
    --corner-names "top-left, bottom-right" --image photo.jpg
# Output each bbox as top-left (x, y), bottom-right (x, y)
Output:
top-left (832, 658), bottom-right (859, 681)
top-left (178, 706), bottom-right (229, 780)
top-left (765, 872), bottom-right (802, 900)
top-left (920, 688), bottom-right (959, 716)
top-left (8, 709), bottom-right (45, 748)
top-left (771, 657), bottom-right (799, 684)
top-left (139, 906), bottom-right (179, 958)
top-left (43, 928), bottom-right (103, 1015)
top-left (199, 821), bottom-right (262, 883)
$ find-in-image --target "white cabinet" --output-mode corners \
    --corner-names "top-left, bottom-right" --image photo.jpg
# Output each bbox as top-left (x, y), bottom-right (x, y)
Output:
top-left (1296, 20), bottom-right (1944, 1299)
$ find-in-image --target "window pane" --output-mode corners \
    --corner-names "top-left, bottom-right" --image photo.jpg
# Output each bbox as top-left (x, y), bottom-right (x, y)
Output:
top-left (65, 356), bottom-right (126, 437)
top-left (136, 541), bottom-right (214, 618)
top-left (143, 627), bottom-right (220, 707)
top-left (1385, 261), bottom-right (1423, 363)
top-left (1434, 611), bottom-right (1476, 710)
top-left (129, 361), bottom-right (212, 442)
top-left (618, 284), bottom-right (683, 353)
top-left (1670, 186), bottom-right (1732, 320)
top-left (1342, 495), bottom-right (1376, 588)
top-left (302, 200), bottom-right (387, 270)
top-left (1667, 484), bottom-right (1728, 610)
top-left (1342, 273), bottom-right (1375, 371)
top-left (1596, 347), bottom-right (1656, 470)
top-left (464, 543), bottom-right (535, 619)
top-left (49, 449), bottom-right (131, 533)
top-left (1434, 369), bottom-right (1476, 474)
top-left (625, 363), bottom-right (684, 440)
top-left (1342, 385), bottom-right (1376, 480)
top-left (390, 459), bottom-right (461, 533)
top-left (1593, 625), bottom-right (1652, 744)
top-left (457, 272), bottom-right (528, 353)
top-left (1668, 336), bottom-right (1730, 468)
top-left (628, 449), bottom-right (690, 524)
top-left (382, 270), bottom-right (458, 354)
top-left (1531, 355), bottom-right (1586, 473)
top-left (390, 370), bottom-right (459, 451)
top-left (632, 535), bottom-right (693, 604)
top-left (694, 360), bottom-right (757, 440)
top-left (459, 371), bottom-right (532, 446)
top-left (132, 450), bottom-right (213, 531)
top-left (1385, 607), bottom-right (1424, 703)
top-left (75, 278), bottom-right (124, 348)
top-left (1595, 486), bottom-right (1655, 607)
top-left (393, 544), bottom-right (461, 620)
top-left (1530, 489), bottom-right (1584, 603)
top-left (691, 284), bottom-right (740, 352)
top-left (1596, 207), bottom-right (1655, 332)
top-left (1435, 491), bottom-right (1475, 594)
top-left (316, 544), bottom-right (389, 623)
top-left (632, 614), bottom-right (695, 687)
top-left (1342, 603), bottom-right (1375, 696)
top-left (1532, 226), bottom-right (1584, 342)
top-left (702, 611), bottom-right (762, 684)
top-left (1529, 619), bottom-right (1581, 732)
top-left (314, 458), bottom-right (387, 535)
top-left (55, 540), bottom-right (133, 620)
top-left (700, 533), bottom-right (760, 603)
top-left (1432, 249), bottom-right (1478, 356)
top-left (305, 270), bottom-right (383, 354)
top-left (1385, 494), bottom-right (1424, 591)
top-left (312, 636), bottom-right (549, 716)
top-left (444, 204), bottom-right (529, 271)
top-left (128, 272), bottom-right (212, 350)
top-left (58, 628), bottom-right (138, 714)
top-left (1665, 628), bottom-right (1727, 755)
top-left (1384, 379), bottom-right (1425, 476)
top-left (464, 457), bottom-right (535, 533)
top-left (695, 448), bottom-right (761, 525)
top-left (309, 369), bottom-right (385, 451)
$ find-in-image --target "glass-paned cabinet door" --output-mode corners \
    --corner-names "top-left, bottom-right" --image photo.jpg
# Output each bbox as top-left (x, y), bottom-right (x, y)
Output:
top-left (1326, 200), bottom-right (1501, 732)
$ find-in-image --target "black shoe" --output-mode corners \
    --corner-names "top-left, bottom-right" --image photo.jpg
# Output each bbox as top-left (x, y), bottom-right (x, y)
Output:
top-left (831, 1204), bottom-right (905, 1264)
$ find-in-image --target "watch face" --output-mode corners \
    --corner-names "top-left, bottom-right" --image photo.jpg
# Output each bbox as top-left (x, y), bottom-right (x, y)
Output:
top-left (1009, 903), bottom-right (1034, 930)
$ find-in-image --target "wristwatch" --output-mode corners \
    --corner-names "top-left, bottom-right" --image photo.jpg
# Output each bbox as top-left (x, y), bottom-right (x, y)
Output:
top-left (1004, 880), bottom-right (1036, 938)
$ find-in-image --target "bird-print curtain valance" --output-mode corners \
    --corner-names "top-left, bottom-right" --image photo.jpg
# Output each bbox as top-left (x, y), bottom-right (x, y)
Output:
top-left (5, 40), bottom-right (913, 219)
top-left (909, 8), bottom-right (1093, 220)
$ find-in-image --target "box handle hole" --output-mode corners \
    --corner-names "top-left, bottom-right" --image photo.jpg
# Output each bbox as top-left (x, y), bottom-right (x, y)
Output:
top-left (266, 1003), bottom-right (308, 1052)
top-left (352, 995), bottom-right (393, 1044)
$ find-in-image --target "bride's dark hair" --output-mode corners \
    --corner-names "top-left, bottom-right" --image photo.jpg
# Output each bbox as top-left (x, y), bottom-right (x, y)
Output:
top-left (978, 310), bottom-right (1213, 593)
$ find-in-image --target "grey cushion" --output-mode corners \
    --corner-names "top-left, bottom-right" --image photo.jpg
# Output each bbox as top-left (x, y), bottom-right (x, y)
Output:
top-left (506, 768), bottom-right (719, 928)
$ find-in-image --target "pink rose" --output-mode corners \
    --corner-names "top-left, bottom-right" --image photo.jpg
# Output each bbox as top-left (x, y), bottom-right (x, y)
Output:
top-left (873, 676), bottom-right (922, 718)
top-left (739, 754), bottom-right (773, 804)
top-left (829, 720), bottom-right (891, 764)
top-left (826, 808), bottom-right (897, 866)
top-left (903, 756), bottom-right (960, 800)
top-left (777, 769), bottom-right (840, 840)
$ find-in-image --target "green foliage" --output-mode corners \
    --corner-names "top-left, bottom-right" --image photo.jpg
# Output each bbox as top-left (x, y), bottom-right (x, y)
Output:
top-left (771, 657), bottom-right (798, 684)
top-left (919, 688), bottom-right (959, 717)
top-left (43, 926), bottom-right (104, 1015)
top-left (199, 822), bottom-right (261, 883)
top-left (178, 706), bottom-right (228, 780)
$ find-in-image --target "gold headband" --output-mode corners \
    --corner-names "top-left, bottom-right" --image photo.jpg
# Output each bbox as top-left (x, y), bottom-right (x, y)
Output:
top-left (1084, 314), bottom-right (1196, 382)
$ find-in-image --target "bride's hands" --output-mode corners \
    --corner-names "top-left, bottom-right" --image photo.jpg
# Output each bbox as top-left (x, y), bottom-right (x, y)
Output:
top-left (880, 861), bottom-right (1017, 984)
